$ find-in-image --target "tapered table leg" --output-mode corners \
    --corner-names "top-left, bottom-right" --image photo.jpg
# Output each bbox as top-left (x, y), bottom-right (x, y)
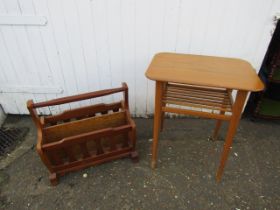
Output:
top-left (211, 91), bottom-right (230, 140)
top-left (151, 81), bottom-right (163, 169)
top-left (212, 110), bottom-right (225, 140)
top-left (160, 82), bottom-right (167, 131)
top-left (216, 90), bottom-right (248, 181)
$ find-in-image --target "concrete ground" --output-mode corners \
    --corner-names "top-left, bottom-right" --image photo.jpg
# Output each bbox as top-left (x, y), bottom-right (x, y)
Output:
top-left (0, 115), bottom-right (279, 210)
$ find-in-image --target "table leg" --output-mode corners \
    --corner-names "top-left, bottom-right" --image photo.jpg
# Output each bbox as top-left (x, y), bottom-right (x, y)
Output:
top-left (211, 110), bottom-right (225, 140)
top-left (216, 90), bottom-right (248, 181)
top-left (151, 81), bottom-right (163, 169)
top-left (211, 91), bottom-right (229, 140)
top-left (160, 82), bottom-right (167, 131)
top-left (160, 101), bottom-right (166, 132)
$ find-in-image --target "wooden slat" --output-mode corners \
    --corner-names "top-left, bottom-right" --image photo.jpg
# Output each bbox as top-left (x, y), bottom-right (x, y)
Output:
top-left (43, 111), bottom-right (127, 142)
top-left (122, 134), bottom-right (129, 148)
top-left (88, 113), bottom-right (96, 117)
top-left (162, 107), bottom-right (232, 121)
top-left (164, 97), bottom-right (232, 111)
top-left (163, 83), bottom-right (233, 113)
top-left (167, 85), bottom-right (227, 97)
top-left (164, 99), bottom-right (231, 112)
top-left (101, 110), bottom-right (108, 115)
top-left (44, 102), bottom-right (122, 124)
top-left (79, 142), bottom-right (90, 158)
top-left (42, 125), bottom-right (132, 150)
top-left (166, 89), bottom-right (229, 101)
top-left (109, 136), bottom-right (117, 151)
top-left (227, 89), bottom-right (234, 106)
top-left (168, 83), bottom-right (227, 93)
top-left (31, 86), bottom-right (127, 108)
top-left (165, 91), bottom-right (231, 105)
top-left (95, 139), bottom-right (104, 155)
top-left (48, 150), bottom-right (63, 165)
top-left (164, 95), bottom-right (231, 109)
top-left (64, 147), bottom-right (77, 162)
top-left (53, 147), bottom-right (133, 172)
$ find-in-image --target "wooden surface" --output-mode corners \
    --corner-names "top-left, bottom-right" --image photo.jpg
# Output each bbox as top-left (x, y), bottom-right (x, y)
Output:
top-left (27, 83), bottom-right (138, 186)
top-left (43, 111), bottom-right (127, 143)
top-left (163, 83), bottom-right (233, 112)
top-left (146, 53), bottom-right (264, 181)
top-left (216, 90), bottom-right (248, 181)
top-left (151, 81), bottom-right (163, 169)
top-left (44, 102), bottom-right (122, 124)
top-left (146, 53), bottom-right (264, 91)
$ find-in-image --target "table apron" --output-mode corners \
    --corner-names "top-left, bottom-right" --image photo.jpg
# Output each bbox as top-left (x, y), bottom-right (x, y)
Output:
top-left (162, 106), bottom-right (232, 121)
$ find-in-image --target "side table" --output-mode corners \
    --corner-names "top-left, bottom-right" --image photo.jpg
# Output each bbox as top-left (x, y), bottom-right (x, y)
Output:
top-left (145, 53), bottom-right (264, 181)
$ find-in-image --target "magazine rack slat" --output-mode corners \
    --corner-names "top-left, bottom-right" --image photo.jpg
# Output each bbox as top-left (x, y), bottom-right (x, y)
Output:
top-left (27, 83), bottom-right (138, 185)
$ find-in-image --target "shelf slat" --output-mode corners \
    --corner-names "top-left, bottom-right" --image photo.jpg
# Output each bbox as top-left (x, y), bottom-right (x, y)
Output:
top-left (163, 83), bottom-right (233, 114)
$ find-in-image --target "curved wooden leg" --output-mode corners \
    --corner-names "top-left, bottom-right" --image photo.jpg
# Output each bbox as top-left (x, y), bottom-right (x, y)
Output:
top-left (216, 91), bottom-right (248, 181)
top-left (151, 81), bottom-right (163, 169)
top-left (49, 173), bottom-right (59, 186)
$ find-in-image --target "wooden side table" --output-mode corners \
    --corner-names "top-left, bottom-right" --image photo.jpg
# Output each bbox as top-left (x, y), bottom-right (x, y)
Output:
top-left (145, 52), bottom-right (264, 181)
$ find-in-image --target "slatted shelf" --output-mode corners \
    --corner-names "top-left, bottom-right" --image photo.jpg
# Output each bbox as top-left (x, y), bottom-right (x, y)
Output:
top-left (163, 83), bottom-right (233, 113)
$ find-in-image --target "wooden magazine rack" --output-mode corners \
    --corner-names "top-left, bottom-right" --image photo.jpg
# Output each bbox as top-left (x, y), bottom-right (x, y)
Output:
top-left (27, 83), bottom-right (138, 185)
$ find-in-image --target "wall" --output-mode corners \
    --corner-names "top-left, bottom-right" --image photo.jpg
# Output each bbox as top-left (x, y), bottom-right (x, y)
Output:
top-left (0, 105), bottom-right (6, 126)
top-left (0, 0), bottom-right (279, 116)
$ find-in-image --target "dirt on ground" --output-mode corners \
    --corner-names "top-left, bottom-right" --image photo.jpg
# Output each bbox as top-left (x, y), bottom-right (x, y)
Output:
top-left (0, 116), bottom-right (279, 210)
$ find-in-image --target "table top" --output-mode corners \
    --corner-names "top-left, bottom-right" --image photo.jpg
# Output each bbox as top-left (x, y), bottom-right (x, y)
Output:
top-left (145, 53), bottom-right (264, 91)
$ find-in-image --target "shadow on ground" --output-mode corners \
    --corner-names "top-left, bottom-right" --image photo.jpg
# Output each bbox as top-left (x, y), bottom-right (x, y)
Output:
top-left (0, 116), bottom-right (279, 210)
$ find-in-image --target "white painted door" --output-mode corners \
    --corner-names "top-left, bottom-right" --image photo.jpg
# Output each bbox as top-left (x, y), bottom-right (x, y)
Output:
top-left (0, 0), bottom-right (280, 116)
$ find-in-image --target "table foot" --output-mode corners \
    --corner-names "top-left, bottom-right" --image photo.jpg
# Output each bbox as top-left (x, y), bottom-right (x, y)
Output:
top-left (216, 173), bottom-right (222, 182)
top-left (151, 160), bottom-right (157, 169)
top-left (49, 173), bottom-right (58, 186)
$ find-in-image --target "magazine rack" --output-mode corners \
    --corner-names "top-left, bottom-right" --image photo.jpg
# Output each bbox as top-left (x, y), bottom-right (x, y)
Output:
top-left (27, 83), bottom-right (138, 185)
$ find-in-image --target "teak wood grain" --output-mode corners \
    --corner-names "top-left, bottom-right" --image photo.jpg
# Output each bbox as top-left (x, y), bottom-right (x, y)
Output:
top-left (146, 53), bottom-right (264, 91)
top-left (146, 52), bottom-right (264, 182)
top-left (27, 83), bottom-right (138, 186)
top-left (44, 102), bottom-right (122, 124)
top-left (43, 111), bottom-right (126, 142)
